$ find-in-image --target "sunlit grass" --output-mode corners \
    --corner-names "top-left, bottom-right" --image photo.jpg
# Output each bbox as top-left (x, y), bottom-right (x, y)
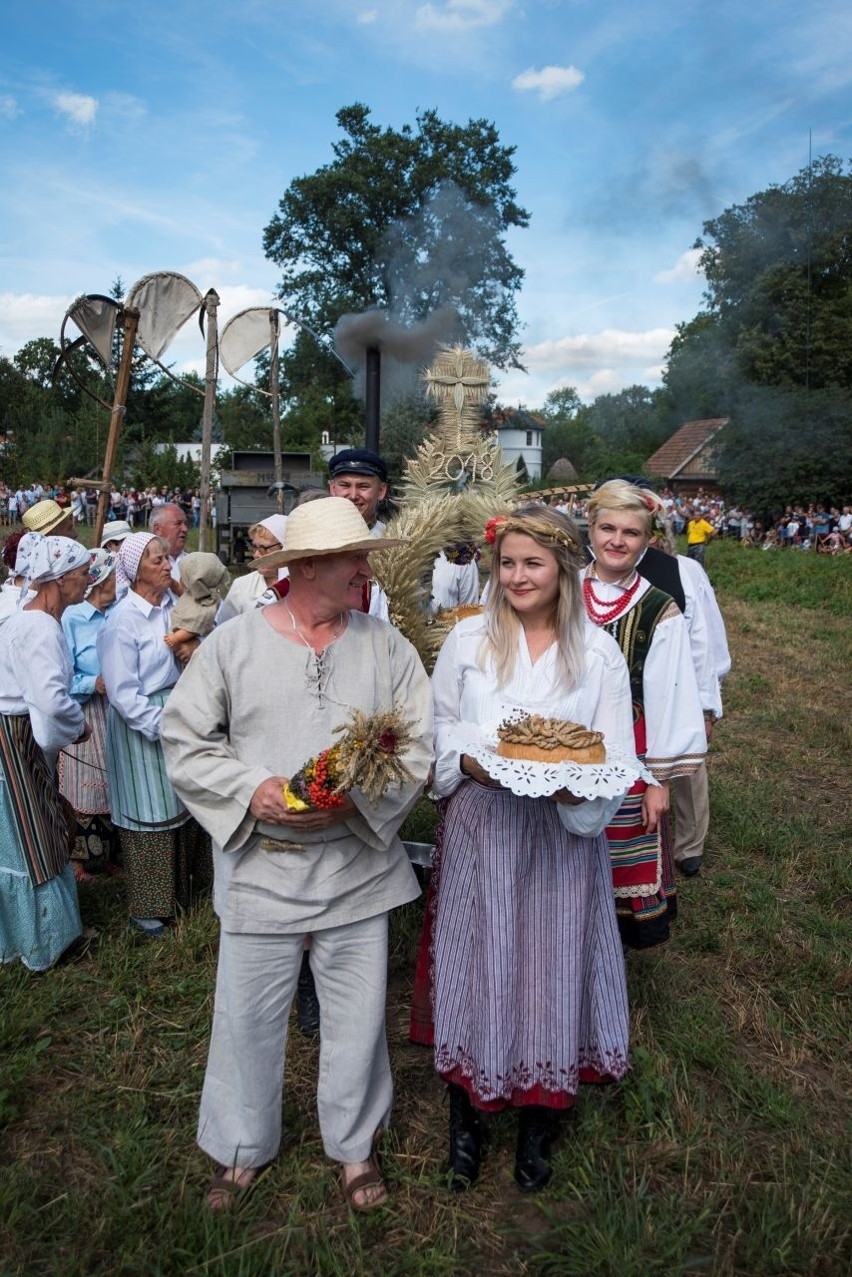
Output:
top-left (0, 545), bottom-right (849, 1275)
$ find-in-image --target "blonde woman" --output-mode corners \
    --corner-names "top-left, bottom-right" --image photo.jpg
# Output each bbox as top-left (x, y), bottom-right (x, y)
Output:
top-left (429, 506), bottom-right (638, 1193)
top-left (583, 480), bottom-right (706, 946)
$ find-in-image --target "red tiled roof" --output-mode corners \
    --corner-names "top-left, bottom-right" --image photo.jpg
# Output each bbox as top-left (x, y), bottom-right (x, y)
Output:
top-left (644, 418), bottom-right (728, 480)
top-left (489, 407), bottom-right (548, 430)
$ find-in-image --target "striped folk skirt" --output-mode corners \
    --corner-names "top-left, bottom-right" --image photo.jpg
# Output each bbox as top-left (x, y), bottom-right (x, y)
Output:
top-left (0, 713), bottom-right (70, 886)
top-left (432, 781), bottom-right (629, 1112)
top-left (105, 689), bottom-right (211, 919)
top-left (606, 713), bottom-right (677, 950)
top-left (57, 692), bottom-right (110, 816)
top-left (0, 713), bottom-right (81, 970)
top-left (105, 690), bottom-right (187, 833)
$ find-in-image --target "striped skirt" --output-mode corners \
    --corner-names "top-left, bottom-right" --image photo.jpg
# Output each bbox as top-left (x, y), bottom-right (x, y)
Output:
top-left (105, 689), bottom-right (188, 832)
top-left (0, 713), bottom-right (70, 886)
top-left (0, 713), bottom-right (81, 970)
top-left (57, 692), bottom-right (110, 816)
top-left (432, 781), bottom-right (629, 1111)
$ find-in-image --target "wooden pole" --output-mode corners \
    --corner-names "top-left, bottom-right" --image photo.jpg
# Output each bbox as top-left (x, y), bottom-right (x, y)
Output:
top-left (269, 310), bottom-right (284, 514)
top-left (93, 307), bottom-right (139, 546)
top-left (198, 289), bottom-right (220, 552)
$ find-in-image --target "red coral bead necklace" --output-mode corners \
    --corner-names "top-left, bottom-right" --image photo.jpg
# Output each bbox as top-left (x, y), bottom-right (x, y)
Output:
top-left (582, 569), bottom-right (642, 625)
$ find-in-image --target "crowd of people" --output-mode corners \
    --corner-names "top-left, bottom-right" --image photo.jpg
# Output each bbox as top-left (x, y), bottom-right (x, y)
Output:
top-left (2, 453), bottom-right (736, 1212)
top-left (0, 482), bottom-right (210, 530)
top-left (544, 487), bottom-right (852, 557)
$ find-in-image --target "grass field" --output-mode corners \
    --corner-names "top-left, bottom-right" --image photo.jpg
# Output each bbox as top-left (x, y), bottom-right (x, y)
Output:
top-left (1, 541), bottom-right (849, 1276)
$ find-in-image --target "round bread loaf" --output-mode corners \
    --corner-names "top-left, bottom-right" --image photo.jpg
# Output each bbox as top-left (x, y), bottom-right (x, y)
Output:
top-left (495, 714), bottom-right (606, 765)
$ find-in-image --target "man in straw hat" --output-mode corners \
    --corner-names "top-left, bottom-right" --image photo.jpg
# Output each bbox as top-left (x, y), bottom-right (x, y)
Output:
top-left (161, 497), bottom-right (433, 1213)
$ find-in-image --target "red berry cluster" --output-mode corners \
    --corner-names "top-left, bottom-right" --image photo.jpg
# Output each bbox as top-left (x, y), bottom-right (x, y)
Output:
top-left (304, 748), bottom-right (345, 810)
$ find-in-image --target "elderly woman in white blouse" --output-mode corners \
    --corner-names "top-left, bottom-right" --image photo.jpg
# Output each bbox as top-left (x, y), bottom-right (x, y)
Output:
top-left (428, 506), bottom-right (638, 1195)
top-left (216, 515), bottom-right (288, 624)
top-left (97, 533), bottom-right (209, 938)
top-left (0, 535), bottom-right (92, 970)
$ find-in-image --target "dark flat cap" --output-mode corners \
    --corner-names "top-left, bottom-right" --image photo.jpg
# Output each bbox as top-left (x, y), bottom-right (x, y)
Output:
top-left (328, 448), bottom-right (388, 482)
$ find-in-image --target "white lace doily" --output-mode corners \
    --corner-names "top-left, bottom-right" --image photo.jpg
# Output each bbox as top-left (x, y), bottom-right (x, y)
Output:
top-left (466, 741), bottom-right (656, 801)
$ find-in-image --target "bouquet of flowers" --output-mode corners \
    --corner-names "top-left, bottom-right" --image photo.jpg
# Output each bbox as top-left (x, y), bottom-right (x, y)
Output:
top-left (282, 706), bottom-right (418, 811)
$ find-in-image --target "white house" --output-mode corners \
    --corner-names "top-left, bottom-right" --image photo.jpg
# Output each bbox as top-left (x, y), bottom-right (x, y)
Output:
top-left (486, 407), bottom-right (546, 481)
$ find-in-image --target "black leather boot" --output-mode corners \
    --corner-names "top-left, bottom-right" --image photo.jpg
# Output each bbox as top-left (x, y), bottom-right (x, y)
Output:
top-left (514, 1106), bottom-right (557, 1192)
top-left (296, 950), bottom-right (320, 1038)
top-left (447, 1083), bottom-right (485, 1191)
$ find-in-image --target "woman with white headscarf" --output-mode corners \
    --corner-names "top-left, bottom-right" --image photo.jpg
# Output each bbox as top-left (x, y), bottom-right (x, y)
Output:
top-left (97, 533), bottom-right (210, 938)
top-left (215, 514), bottom-right (288, 624)
top-left (0, 534), bottom-right (92, 970)
top-left (57, 550), bottom-right (119, 880)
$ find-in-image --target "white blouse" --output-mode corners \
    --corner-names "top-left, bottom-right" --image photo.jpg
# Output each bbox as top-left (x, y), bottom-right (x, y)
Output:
top-left (677, 554), bottom-right (731, 692)
top-left (583, 572), bottom-right (707, 781)
top-left (430, 553), bottom-right (481, 612)
top-left (216, 570), bottom-right (266, 625)
top-left (0, 610), bottom-right (85, 761)
top-left (0, 581), bottom-right (35, 625)
top-left (97, 589), bottom-right (181, 741)
top-left (431, 614), bottom-right (638, 836)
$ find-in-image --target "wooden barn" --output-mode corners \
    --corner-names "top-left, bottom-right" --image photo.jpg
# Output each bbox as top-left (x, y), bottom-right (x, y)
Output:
top-left (643, 417), bottom-right (728, 498)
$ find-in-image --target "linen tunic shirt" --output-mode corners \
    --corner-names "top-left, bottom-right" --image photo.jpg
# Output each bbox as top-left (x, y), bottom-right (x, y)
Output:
top-left (431, 614), bottom-right (638, 837)
top-left (160, 608), bottom-right (433, 934)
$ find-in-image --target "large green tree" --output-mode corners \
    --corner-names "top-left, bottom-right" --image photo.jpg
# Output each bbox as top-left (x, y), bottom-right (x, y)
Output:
top-left (262, 103), bottom-right (529, 446)
top-left (264, 104), bottom-right (528, 368)
top-left (695, 154), bottom-right (852, 391)
top-left (660, 155), bottom-right (852, 506)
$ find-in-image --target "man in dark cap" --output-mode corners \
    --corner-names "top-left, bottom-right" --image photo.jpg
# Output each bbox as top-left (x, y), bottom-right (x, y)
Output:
top-left (328, 449), bottom-right (388, 534)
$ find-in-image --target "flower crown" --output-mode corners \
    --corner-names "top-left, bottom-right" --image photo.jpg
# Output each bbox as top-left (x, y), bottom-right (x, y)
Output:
top-left (484, 514), bottom-right (579, 553)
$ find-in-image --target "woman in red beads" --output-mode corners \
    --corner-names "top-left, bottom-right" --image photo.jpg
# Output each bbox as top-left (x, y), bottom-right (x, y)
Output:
top-left (583, 480), bottom-right (706, 949)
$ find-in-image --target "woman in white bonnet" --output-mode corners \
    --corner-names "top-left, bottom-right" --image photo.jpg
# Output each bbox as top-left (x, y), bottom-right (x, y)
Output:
top-left (216, 515), bottom-right (288, 625)
top-left (0, 534), bottom-right (93, 970)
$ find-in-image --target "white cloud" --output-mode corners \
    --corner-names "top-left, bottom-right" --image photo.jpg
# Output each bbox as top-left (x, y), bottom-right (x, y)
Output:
top-left (0, 94), bottom-right (19, 120)
top-left (654, 248), bottom-right (704, 284)
top-left (416, 0), bottom-right (512, 32)
top-left (512, 64), bottom-right (584, 102)
top-left (182, 258), bottom-right (245, 283)
top-left (494, 327), bottom-right (676, 406)
top-left (0, 292), bottom-right (75, 357)
top-left (215, 285), bottom-right (279, 318)
top-left (53, 91), bottom-right (98, 128)
top-left (523, 327), bottom-right (675, 373)
top-left (357, 8), bottom-right (378, 22)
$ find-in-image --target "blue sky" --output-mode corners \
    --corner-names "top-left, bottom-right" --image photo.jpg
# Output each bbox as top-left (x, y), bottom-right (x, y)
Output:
top-left (1, 0), bottom-right (849, 410)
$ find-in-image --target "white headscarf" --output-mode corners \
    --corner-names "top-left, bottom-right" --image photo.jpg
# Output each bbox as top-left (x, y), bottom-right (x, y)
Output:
top-left (13, 532), bottom-right (41, 579)
top-left (116, 532), bottom-right (158, 590)
top-left (85, 549), bottom-right (117, 599)
top-left (19, 535), bottom-right (90, 600)
top-left (259, 514), bottom-right (288, 547)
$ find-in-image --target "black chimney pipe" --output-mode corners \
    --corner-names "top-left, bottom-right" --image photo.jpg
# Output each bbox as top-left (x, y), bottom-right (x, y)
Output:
top-left (365, 345), bottom-right (380, 452)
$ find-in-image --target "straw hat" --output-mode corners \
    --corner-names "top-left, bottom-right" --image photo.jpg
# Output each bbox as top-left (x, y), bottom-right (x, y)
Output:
top-left (100, 520), bottom-right (134, 546)
top-left (21, 499), bottom-right (72, 535)
top-left (255, 496), bottom-right (404, 570)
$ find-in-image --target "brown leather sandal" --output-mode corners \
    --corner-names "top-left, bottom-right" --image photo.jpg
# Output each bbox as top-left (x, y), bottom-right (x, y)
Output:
top-left (341, 1157), bottom-right (388, 1212)
top-left (207, 1163), bottom-right (270, 1211)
